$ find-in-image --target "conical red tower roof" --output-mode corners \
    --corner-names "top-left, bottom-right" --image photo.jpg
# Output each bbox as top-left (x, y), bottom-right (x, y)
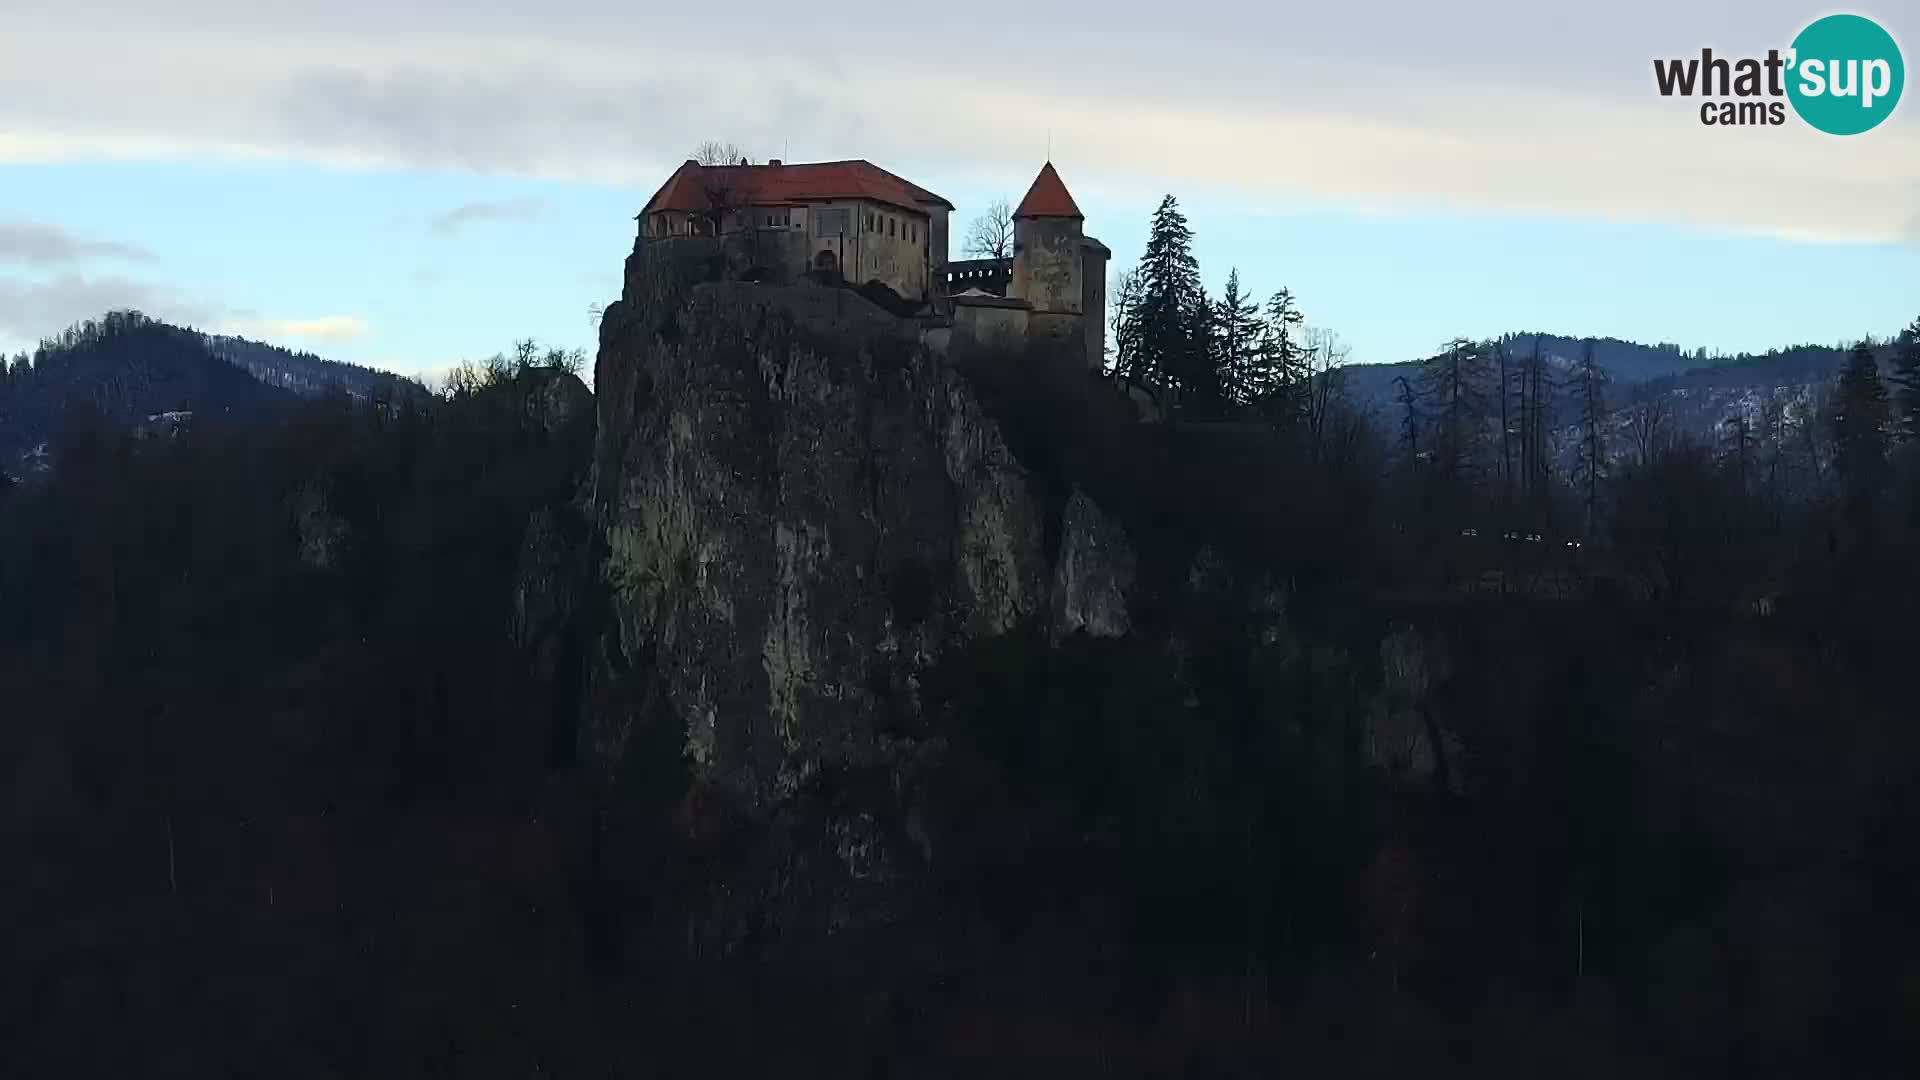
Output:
top-left (1013, 162), bottom-right (1083, 219)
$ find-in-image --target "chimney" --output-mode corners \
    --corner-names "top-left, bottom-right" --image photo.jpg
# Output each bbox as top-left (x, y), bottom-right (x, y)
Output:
top-left (768, 159), bottom-right (782, 167)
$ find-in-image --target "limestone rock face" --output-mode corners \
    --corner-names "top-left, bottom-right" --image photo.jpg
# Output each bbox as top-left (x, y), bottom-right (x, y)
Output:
top-left (511, 506), bottom-right (591, 679)
top-left (528, 369), bottom-right (593, 434)
top-left (586, 251), bottom-right (1138, 811)
top-left (1049, 487), bottom-right (1135, 641)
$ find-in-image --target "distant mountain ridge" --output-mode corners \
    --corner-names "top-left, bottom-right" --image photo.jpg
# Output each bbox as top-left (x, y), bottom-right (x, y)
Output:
top-left (1341, 333), bottom-right (1776, 408)
top-left (1, 310), bottom-right (429, 473)
top-left (204, 331), bottom-right (430, 404)
top-left (1336, 332), bottom-right (1876, 455)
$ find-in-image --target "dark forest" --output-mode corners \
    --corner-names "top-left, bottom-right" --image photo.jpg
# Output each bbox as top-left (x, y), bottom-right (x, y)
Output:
top-left (3, 280), bottom-right (1920, 1079)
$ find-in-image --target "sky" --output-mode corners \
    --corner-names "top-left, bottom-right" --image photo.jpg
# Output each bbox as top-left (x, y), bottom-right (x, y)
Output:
top-left (1, 0), bottom-right (1917, 380)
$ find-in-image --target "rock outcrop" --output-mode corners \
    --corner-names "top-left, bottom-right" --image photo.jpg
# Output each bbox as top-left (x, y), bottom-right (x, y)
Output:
top-left (586, 248), bottom-right (1141, 813)
top-left (1049, 488), bottom-right (1136, 641)
top-left (528, 369), bottom-right (593, 434)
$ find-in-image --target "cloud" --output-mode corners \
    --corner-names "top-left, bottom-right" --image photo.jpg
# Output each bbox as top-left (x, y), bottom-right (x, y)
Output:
top-left (224, 315), bottom-right (370, 341)
top-left (0, 222), bottom-right (157, 266)
top-left (0, 272), bottom-right (222, 345)
top-left (0, 264), bottom-right (362, 351)
top-left (1, 3), bottom-right (1917, 245)
top-left (428, 197), bottom-right (544, 236)
top-left (408, 363), bottom-right (464, 394)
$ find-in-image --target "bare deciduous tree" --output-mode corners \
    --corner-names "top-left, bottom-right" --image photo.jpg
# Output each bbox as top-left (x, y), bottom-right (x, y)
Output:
top-left (542, 346), bottom-right (588, 375)
top-left (1571, 341), bottom-right (1608, 535)
top-left (1108, 266), bottom-right (1144, 377)
top-left (689, 141), bottom-right (755, 237)
top-left (514, 339), bottom-right (541, 372)
top-left (1624, 385), bottom-right (1672, 467)
top-left (1301, 326), bottom-right (1349, 437)
top-left (963, 198), bottom-right (1015, 260)
top-left (692, 140), bottom-right (749, 167)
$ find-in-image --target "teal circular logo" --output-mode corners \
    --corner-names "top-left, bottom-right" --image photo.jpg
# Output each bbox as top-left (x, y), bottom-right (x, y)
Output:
top-left (1787, 14), bottom-right (1904, 135)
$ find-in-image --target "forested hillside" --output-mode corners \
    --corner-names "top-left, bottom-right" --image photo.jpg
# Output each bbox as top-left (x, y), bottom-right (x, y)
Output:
top-left (205, 332), bottom-right (431, 405)
top-left (1336, 337), bottom-right (1866, 454)
top-left (0, 311), bottom-right (429, 472)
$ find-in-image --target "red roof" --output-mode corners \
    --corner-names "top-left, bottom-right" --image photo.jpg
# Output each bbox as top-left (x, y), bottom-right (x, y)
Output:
top-left (641, 159), bottom-right (952, 217)
top-left (1013, 162), bottom-right (1082, 219)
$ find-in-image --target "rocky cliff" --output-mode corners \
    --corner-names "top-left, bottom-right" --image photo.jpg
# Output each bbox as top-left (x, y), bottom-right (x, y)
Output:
top-left (570, 246), bottom-right (1489, 973)
top-left (585, 246), bottom-right (1144, 815)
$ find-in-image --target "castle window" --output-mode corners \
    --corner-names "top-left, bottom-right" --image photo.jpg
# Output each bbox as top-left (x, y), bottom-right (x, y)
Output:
top-left (889, 218), bottom-right (896, 237)
top-left (815, 208), bottom-right (850, 237)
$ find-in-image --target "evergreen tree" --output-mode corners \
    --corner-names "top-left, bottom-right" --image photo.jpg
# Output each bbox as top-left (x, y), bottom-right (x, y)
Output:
top-left (1248, 289), bottom-right (1305, 423)
top-left (1127, 195), bottom-right (1215, 407)
top-left (1892, 316), bottom-right (1920, 443)
top-left (1830, 341), bottom-right (1890, 519)
top-left (1185, 291), bottom-right (1224, 411)
top-left (1211, 270), bottom-right (1264, 406)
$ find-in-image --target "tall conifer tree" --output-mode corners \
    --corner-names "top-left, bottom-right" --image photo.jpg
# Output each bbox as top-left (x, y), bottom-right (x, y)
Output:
top-left (1891, 316), bottom-right (1920, 443)
top-left (1250, 289), bottom-right (1305, 423)
top-left (1831, 341), bottom-right (1890, 518)
top-left (1128, 195), bottom-right (1214, 406)
top-left (1211, 269), bottom-right (1264, 406)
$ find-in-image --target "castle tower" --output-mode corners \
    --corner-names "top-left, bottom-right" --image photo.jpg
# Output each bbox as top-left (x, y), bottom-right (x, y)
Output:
top-left (1009, 162), bottom-right (1085, 316)
top-left (1007, 162), bottom-right (1108, 371)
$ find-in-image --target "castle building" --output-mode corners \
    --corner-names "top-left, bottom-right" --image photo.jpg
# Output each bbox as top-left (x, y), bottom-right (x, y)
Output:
top-left (948, 162), bottom-right (1110, 372)
top-left (943, 257), bottom-right (1013, 295)
top-left (636, 157), bottom-right (1107, 369)
top-left (636, 158), bottom-right (953, 303)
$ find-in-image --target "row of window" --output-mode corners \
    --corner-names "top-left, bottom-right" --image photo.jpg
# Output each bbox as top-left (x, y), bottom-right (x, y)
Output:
top-left (862, 210), bottom-right (917, 243)
top-left (647, 212), bottom-right (715, 237)
top-left (652, 206), bottom-right (922, 243)
top-left (806, 207), bottom-right (922, 242)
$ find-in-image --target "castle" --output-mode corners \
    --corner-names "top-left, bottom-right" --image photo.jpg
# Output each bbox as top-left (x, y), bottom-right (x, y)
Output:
top-left (637, 158), bottom-right (1109, 371)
